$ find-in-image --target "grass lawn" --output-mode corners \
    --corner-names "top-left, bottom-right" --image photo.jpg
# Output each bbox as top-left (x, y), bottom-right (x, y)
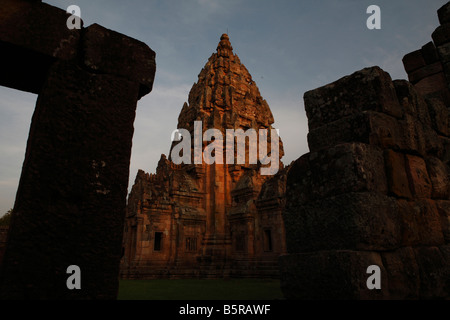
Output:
top-left (118, 278), bottom-right (283, 300)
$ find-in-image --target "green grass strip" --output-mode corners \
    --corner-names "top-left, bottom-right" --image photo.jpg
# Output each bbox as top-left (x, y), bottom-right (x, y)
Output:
top-left (118, 278), bottom-right (283, 300)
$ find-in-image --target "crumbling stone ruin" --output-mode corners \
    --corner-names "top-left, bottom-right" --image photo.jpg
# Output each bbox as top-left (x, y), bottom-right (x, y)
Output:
top-left (0, 0), bottom-right (155, 299)
top-left (121, 34), bottom-right (288, 279)
top-left (280, 2), bottom-right (450, 299)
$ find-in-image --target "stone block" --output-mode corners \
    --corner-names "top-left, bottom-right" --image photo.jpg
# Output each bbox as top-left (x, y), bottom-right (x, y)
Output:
top-left (286, 143), bottom-right (387, 205)
top-left (432, 23), bottom-right (450, 46)
top-left (0, 0), bottom-right (81, 93)
top-left (307, 111), bottom-right (403, 152)
top-left (426, 98), bottom-right (450, 136)
top-left (394, 80), bottom-right (431, 126)
top-left (426, 157), bottom-right (450, 200)
top-left (282, 192), bottom-right (401, 253)
top-left (384, 150), bottom-right (412, 199)
top-left (405, 155), bottom-right (432, 198)
top-left (439, 136), bottom-right (450, 166)
top-left (401, 113), bottom-right (442, 157)
top-left (422, 41), bottom-right (440, 64)
top-left (308, 103), bottom-right (441, 156)
top-left (398, 199), bottom-right (444, 246)
top-left (403, 50), bottom-right (426, 73)
top-left (408, 62), bottom-right (444, 84)
top-left (435, 200), bottom-right (450, 242)
top-left (279, 250), bottom-right (388, 300)
top-left (444, 62), bottom-right (450, 86)
top-left (304, 67), bottom-right (402, 130)
top-left (438, 2), bottom-right (450, 25)
top-left (437, 42), bottom-right (450, 63)
top-left (82, 24), bottom-right (156, 98)
top-left (420, 119), bottom-right (445, 157)
top-left (413, 72), bottom-right (448, 96)
top-left (381, 247), bottom-right (420, 299)
top-left (414, 246), bottom-right (450, 299)
top-left (280, 245), bottom-right (450, 300)
top-left (0, 0), bottom-right (81, 60)
top-left (425, 87), bottom-right (450, 106)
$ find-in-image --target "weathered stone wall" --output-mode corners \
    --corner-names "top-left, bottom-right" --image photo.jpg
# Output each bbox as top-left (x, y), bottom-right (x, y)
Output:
top-left (280, 2), bottom-right (450, 300)
top-left (0, 0), bottom-right (155, 299)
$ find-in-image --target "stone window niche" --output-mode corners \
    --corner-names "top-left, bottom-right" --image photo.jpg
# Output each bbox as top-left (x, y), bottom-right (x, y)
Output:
top-left (185, 237), bottom-right (197, 252)
top-left (235, 234), bottom-right (246, 252)
top-left (154, 232), bottom-right (163, 251)
top-left (263, 229), bottom-right (273, 252)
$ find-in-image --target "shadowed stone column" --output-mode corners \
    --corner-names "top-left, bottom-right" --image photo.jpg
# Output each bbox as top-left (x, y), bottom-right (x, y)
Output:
top-left (0, 0), bottom-right (155, 299)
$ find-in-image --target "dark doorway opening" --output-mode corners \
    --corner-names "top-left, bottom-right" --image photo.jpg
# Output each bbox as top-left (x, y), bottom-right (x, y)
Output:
top-left (154, 231), bottom-right (163, 251)
top-left (264, 229), bottom-right (272, 252)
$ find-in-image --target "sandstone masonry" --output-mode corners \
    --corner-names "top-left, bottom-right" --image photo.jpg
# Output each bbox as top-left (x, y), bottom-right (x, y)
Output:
top-left (280, 2), bottom-right (450, 299)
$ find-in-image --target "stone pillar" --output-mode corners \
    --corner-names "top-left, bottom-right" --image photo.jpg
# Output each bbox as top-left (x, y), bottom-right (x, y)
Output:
top-left (0, 1), bottom-right (155, 299)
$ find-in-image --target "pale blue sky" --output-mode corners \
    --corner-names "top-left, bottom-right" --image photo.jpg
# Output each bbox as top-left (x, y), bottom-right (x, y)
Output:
top-left (0, 0), bottom-right (447, 215)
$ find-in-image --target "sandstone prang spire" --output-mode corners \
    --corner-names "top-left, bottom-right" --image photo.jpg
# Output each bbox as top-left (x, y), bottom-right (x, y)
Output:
top-left (173, 33), bottom-right (283, 165)
top-left (121, 34), bottom-right (288, 279)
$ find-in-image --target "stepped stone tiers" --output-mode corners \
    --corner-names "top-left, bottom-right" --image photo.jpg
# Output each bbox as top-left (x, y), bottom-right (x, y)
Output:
top-left (121, 34), bottom-right (288, 278)
top-left (280, 2), bottom-right (450, 299)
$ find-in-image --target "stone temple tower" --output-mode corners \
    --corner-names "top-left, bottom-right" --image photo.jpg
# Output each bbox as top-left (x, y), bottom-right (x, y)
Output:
top-left (121, 34), bottom-right (288, 279)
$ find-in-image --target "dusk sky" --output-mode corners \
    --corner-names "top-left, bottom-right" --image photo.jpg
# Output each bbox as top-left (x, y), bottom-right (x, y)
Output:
top-left (0, 0), bottom-right (447, 215)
